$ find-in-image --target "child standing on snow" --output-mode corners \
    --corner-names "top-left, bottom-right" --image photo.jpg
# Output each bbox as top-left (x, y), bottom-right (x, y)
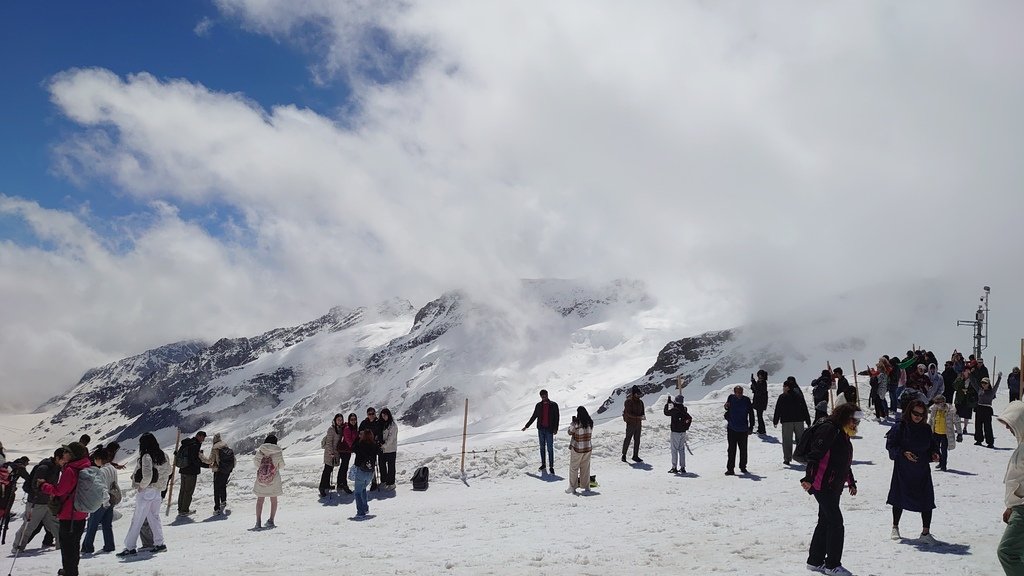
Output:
top-left (928, 395), bottom-right (959, 471)
top-left (664, 394), bottom-right (692, 474)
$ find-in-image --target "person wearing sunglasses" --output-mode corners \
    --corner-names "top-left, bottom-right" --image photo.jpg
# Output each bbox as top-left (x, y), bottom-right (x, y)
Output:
top-left (885, 399), bottom-right (940, 544)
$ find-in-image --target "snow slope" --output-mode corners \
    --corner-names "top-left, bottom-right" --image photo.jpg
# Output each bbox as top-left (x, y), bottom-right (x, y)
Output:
top-left (1, 383), bottom-right (1007, 575)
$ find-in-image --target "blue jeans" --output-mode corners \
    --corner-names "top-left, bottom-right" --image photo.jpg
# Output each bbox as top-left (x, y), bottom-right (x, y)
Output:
top-left (81, 506), bottom-right (114, 553)
top-left (537, 429), bottom-right (554, 467)
top-left (353, 467), bottom-right (372, 516)
top-left (890, 386), bottom-right (902, 414)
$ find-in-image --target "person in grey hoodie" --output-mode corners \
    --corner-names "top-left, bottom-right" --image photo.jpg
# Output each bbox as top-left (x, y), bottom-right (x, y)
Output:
top-left (975, 373), bottom-right (1002, 448)
top-left (926, 364), bottom-right (945, 404)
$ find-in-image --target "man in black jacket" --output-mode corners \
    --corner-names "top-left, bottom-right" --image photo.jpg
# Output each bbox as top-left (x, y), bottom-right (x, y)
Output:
top-left (751, 370), bottom-right (769, 435)
top-left (176, 431), bottom-right (208, 516)
top-left (664, 394), bottom-right (693, 474)
top-left (12, 448), bottom-right (66, 551)
top-left (522, 390), bottom-right (560, 474)
top-left (359, 408), bottom-right (385, 489)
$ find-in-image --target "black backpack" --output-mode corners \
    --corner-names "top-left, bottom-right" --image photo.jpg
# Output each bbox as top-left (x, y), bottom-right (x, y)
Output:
top-left (411, 467), bottom-right (429, 491)
top-left (174, 439), bottom-right (192, 469)
top-left (218, 447), bottom-right (236, 473)
top-left (793, 421), bottom-right (830, 464)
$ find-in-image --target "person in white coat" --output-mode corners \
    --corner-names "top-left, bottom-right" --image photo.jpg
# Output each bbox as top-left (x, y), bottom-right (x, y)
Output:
top-left (997, 401), bottom-right (1024, 575)
top-left (118, 433), bottom-right (171, 556)
top-left (253, 435), bottom-right (284, 530)
top-left (378, 409), bottom-right (398, 490)
top-left (928, 395), bottom-right (960, 471)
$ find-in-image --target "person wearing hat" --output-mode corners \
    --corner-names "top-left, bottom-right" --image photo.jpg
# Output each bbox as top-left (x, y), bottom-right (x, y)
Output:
top-left (40, 441), bottom-right (91, 576)
top-left (622, 386), bottom-right (646, 463)
top-left (11, 448), bottom-right (67, 552)
top-left (664, 393), bottom-right (693, 474)
top-left (974, 372), bottom-right (1002, 448)
top-left (522, 390), bottom-right (560, 474)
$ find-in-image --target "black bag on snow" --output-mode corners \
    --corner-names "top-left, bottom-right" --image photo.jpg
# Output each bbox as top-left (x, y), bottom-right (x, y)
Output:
top-left (411, 466), bottom-right (429, 491)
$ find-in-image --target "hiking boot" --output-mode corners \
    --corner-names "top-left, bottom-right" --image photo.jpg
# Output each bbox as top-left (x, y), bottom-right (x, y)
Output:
top-left (740, 468), bottom-right (749, 474)
top-left (538, 464), bottom-right (546, 472)
top-left (955, 434), bottom-right (963, 443)
top-left (668, 468), bottom-right (678, 474)
top-left (821, 565), bottom-right (853, 576)
top-left (565, 487), bottom-right (576, 494)
top-left (679, 468), bottom-right (686, 474)
top-left (149, 544), bottom-right (167, 553)
top-left (342, 485), bottom-right (353, 494)
top-left (318, 489), bottom-right (327, 498)
top-left (784, 460), bottom-right (791, 465)
top-left (975, 440), bottom-right (983, 445)
top-left (724, 470), bottom-right (735, 476)
top-left (918, 533), bottom-right (938, 545)
top-left (264, 519), bottom-right (275, 528)
top-left (806, 564), bottom-right (825, 573)
top-left (890, 526), bottom-right (901, 540)
top-left (549, 467), bottom-right (554, 474)
top-left (988, 444), bottom-right (995, 449)
top-left (621, 455), bottom-right (627, 462)
top-left (631, 456), bottom-right (643, 463)
top-left (116, 548), bottom-right (137, 557)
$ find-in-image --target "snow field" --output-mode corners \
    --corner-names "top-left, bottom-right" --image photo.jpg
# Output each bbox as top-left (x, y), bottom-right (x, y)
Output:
top-left (1, 384), bottom-right (1008, 575)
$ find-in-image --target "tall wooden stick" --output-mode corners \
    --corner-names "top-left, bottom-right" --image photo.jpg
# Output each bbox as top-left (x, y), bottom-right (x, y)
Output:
top-left (852, 360), bottom-right (861, 409)
top-left (165, 428), bottom-right (181, 517)
top-left (460, 399), bottom-right (469, 477)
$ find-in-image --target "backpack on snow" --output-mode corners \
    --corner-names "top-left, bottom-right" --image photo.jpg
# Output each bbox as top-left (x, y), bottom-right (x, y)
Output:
top-left (73, 466), bottom-right (109, 513)
top-left (411, 466), bottom-right (429, 491)
top-left (218, 447), bottom-right (236, 474)
top-left (793, 421), bottom-right (830, 465)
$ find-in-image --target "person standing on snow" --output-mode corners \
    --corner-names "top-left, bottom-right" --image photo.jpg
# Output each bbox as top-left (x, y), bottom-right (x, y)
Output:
top-left (928, 395), bottom-right (959, 472)
top-left (378, 408), bottom-right (398, 490)
top-left (175, 430), bottom-right (208, 516)
top-left (359, 407), bottom-right (385, 489)
top-left (252, 435), bottom-right (284, 530)
top-left (926, 364), bottom-right (945, 404)
top-left (751, 370), bottom-right (769, 435)
top-left (886, 400), bottom-right (940, 544)
top-left (522, 390), bottom-right (560, 475)
top-left (664, 394), bottom-right (693, 474)
top-left (39, 442), bottom-right (91, 576)
top-left (1009, 368), bottom-right (1022, 403)
top-left (724, 385), bottom-right (755, 476)
top-left (996, 401), bottom-right (1024, 574)
top-left (812, 370), bottom-right (833, 421)
top-left (200, 433), bottom-right (234, 514)
top-left (622, 386), bottom-right (646, 463)
top-left (975, 374), bottom-right (1002, 448)
top-left (566, 406), bottom-right (594, 494)
top-left (953, 368), bottom-right (977, 442)
top-left (118, 434), bottom-right (172, 558)
top-left (800, 403), bottom-right (860, 576)
top-left (320, 414), bottom-right (345, 497)
top-left (774, 377), bottom-right (812, 465)
top-left (351, 429), bottom-right (380, 518)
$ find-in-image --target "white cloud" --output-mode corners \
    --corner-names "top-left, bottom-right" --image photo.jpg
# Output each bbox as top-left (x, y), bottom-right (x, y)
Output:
top-left (3, 1), bottom-right (1024, 410)
top-left (194, 17), bottom-right (214, 37)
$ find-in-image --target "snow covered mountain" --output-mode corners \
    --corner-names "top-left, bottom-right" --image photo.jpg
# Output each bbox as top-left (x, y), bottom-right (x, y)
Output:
top-left (29, 277), bottom-right (967, 452)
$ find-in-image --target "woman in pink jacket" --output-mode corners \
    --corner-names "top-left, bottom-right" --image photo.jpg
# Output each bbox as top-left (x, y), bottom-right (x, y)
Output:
top-left (40, 441), bottom-right (91, 576)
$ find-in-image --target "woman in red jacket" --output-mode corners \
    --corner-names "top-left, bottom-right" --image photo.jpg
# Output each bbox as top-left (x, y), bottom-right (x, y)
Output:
top-left (40, 441), bottom-right (91, 576)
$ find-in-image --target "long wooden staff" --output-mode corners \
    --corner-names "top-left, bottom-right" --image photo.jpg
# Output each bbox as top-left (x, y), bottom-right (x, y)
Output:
top-left (165, 428), bottom-right (181, 517)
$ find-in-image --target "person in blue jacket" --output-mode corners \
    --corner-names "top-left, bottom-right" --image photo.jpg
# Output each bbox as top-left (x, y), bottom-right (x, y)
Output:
top-left (724, 385), bottom-right (755, 475)
top-left (886, 399), bottom-right (940, 544)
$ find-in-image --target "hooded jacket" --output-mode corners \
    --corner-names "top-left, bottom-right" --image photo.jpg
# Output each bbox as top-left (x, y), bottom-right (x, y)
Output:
top-left (322, 424), bottom-right (343, 466)
top-left (926, 366), bottom-right (944, 400)
top-left (773, 389), bottom-right (811, 426)
top-left (380, 420), bottom-right (398, 453)
top-left (664, 401), bottom-right (693, 433)
top-left (26, 457), bottom-right (61, 505)
top-left (929, 402), bottom-right (960, 450)
top-left (40, 456), bottom-right (91, 521)
top-left (997, 402), bottom-right (1024, 508)
top-left (253, 443), bottom-right (285, 497)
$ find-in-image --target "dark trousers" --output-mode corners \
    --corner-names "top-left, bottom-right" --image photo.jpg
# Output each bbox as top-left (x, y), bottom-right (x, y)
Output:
top-left (975, 405), bottom-right (995, 445)
top-left (339, 453), bottom-right (351, 488)
top-left (213, 471), bottom-right (229, 510)
top-left (81, 506), bottom-right (114, 553)
top-left (379, 452), bottom-right (397, 485)
top-left (622, 425), bottom-right (641, 458)
top-left (934, 433), bottom-right (949, 469)
top-left (755, 409), bottom-right (766, 433)
top-left (808, 491), bottom-right (844, 570)
top-left (319, 465), bottom-right (337, 492)
top-left (177, 473), bottom-right (198, 513)
top-left (58, 518), bottom-right (86, 576)
top-left (726, 429), bottom-right (748, 471)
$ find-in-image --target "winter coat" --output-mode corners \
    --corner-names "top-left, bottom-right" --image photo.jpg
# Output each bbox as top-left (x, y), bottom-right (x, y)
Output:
top-left (622, 396), bottom-right (645, 428)
top-left (885, 421), bottom-right (938, 512)
top-left (927, 370), bottom-right (944, 400)
top-left (942, 366), bottom-right (958, 399)
top-left (524, 400), bottom-right (561, 432)
top-left (322, 424), bottom-right (343, 466)
top-left (26, 457), bottom-right (61, 505)
top-left (996, 402), bottom-right (1024, 508)
top-left (177, 437), bottom-right (209, 476)
top-left (664, 401), bottom-right (693, 433)
top-left (976, 375), bottom-right (1001, 407)
top-left (132, 453), bottom-right (172, 492)
top-left (876, 371), bottom-right (889, 399)
top-left (1009, 372), bottom-right (1021, 400)
top-left (724, 394), bottom-right (755, 433)
top-left (202, 440), bottom-right (231, 473)
top-left (953, 377), bottom-right (978, 409)
top-left (253, 443), bottom-right (285, 497)
top-left (811, 376), bottom-right (832, 405)
top-left (801, 420), bottom-right (856, 495)
top-left (773, 390), bottom-right (811, 426)
top-left (338, 424), bottom-right (358, 454)
top-left (751, 378), bottom-right (769, 411)
top-left (359, 418), bottom-right (385, 445)
top-left (568, 422), bottom-right (593, 453)
top-left (353, 440), bottom-right (379, 472)
top-left (98, 463), bottom-right (119, 508)
top-left (835, 376), bottom-right (851, 398)
top-left (40, 456), bottom-right (92, 521)
top-left (928, 403), bottom-right (959, 450)
top-left (381, 421), bottom-right (398, 453)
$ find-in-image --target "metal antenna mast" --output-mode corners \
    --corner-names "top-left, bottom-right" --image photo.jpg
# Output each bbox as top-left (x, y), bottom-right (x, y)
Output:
top-left (957, 286), bottom-right (990, 360)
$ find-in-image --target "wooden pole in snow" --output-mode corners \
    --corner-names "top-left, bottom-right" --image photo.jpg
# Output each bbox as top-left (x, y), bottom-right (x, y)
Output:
top-left (852, 360), bottom-right (861, 409)
top-left (460, 399), bottom-right (469, 477)
top-left (165, 428), bottom-right (181, 517)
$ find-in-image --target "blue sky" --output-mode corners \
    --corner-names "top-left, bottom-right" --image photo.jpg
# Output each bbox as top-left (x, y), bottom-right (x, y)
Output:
top-left (0, 1), bottom-right (345, 233)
